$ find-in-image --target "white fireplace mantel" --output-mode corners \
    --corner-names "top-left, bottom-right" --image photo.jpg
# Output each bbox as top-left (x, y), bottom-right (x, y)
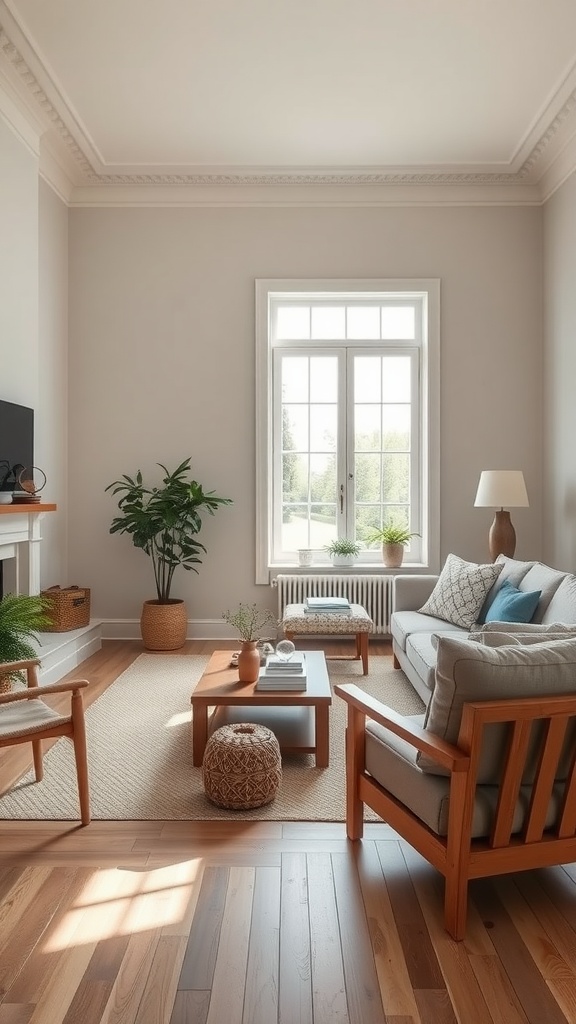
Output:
top-left (0, 504), bottom-right (57, 595)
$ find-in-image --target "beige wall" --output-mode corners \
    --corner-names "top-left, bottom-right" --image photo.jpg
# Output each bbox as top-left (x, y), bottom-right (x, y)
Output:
top-left (37, 178), bottom-right (69, 587)
top-left (0, 115), bottom-right (38, 406)
top-left (543, 172), bottom-right (576, 571)
top-left (67, 205), bottom-right (543, 634)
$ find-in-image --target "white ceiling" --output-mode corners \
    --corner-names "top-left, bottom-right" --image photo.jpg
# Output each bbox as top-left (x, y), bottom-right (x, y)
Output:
top-left (2, 0), bottom-right (576, 201)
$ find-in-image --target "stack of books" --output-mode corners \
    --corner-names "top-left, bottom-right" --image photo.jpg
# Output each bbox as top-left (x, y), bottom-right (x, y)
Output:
top-left (256, 651), bottom-right (307, 690)
top-left (304, 596), bottom-right (352, 615)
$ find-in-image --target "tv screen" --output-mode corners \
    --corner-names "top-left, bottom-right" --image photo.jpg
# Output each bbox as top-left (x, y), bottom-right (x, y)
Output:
top-left (0, 400), bottom-right (34, 488)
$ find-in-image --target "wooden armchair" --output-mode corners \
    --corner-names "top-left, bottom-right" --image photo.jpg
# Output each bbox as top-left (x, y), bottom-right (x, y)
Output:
top-left (0, 659), bottom-right (90, 825)
top-left (336, 634), bottom-right (576, 940)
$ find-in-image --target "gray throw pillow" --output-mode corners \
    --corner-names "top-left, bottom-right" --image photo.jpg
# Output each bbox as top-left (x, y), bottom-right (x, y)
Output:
top-left (418, 633), bottom-right (576, 782)
top-left (419, 553), bottom-right (503, 629)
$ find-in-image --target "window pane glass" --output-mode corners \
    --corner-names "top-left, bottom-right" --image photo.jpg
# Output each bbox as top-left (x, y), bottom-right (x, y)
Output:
top-left (354, 356), bottom-right (381, 402)
top-left (355, 452), bottom-right (381, 503)
top-left (282, 405), bottom-right (308, 451)
top-left (381, 306), bottom-right (415, 339)
top-left (383, 453), bottom-right (410, 503)
top-left (347, 306), bottom-right (380, 339)
top-left (310, 404), bottom-right (337, 452)
top-left (282, 357), bottom-right (309, 402)
top-left (283, 453), bottom-right (309, 503)
top-left (382, 357), bottom-right (411, 403)
top-left (310, 506), bottom-right (337, 547)
top-left (355, 405), bottom-right (382, 451)
top-left (311, 306), bottom-right (345, 339)
top-left (310, 356), bottom-right (337, 402)
top-left (356, 506), bottom-right (382, 546)
top-left (382, 405), bottom-right (410, 451)
top-left (282, 507), bottom-right (310, 550)
top-left (276, 306), bottom-right (310, 339)
top-left (310, 453), bottom-right (336, 503)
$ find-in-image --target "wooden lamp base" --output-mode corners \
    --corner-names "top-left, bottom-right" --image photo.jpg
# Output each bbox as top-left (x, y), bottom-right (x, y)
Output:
top-left (488, 509), bottom-right (516, 561)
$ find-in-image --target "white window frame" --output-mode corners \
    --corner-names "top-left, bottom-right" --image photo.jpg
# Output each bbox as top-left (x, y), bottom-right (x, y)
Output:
top-left (255, 279), bottom-right (440, 584)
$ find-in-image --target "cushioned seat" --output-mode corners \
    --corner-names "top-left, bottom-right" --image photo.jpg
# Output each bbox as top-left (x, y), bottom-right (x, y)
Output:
top-left (281, 602), bottom-right (373, 674)
top-left (336, 633), bottom-right (576, 940)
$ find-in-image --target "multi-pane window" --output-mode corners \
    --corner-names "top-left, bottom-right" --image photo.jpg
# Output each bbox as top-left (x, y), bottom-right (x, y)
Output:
top-left (256, 281), bottom-right (439, 581)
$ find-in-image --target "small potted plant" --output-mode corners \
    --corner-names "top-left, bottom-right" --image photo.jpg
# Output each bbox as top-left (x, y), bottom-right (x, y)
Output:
top-left (370, 520), bottom-right (420, 568)
top-left (324, 538), bottom-right (361, 567)
top-left (222, 603), bottom-right (277, 683)
top-left (0, 592), bottom-right (52, 691)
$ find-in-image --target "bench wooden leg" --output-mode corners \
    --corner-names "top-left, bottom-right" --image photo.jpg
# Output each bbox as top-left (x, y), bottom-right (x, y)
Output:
top-left (359, 633), bottom-right (368, 675)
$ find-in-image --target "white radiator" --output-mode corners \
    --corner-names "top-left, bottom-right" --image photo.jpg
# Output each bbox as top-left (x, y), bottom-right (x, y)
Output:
top-left (273, 574), bottom-right (392, 634)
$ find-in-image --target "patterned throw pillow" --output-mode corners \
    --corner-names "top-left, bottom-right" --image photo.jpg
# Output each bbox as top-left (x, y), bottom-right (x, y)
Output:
top-left (419, 553), bottom-right (503, 629)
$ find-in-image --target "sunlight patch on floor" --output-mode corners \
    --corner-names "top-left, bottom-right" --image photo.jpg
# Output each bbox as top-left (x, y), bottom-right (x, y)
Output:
top-left (43, 858), bottom-right (203, 950)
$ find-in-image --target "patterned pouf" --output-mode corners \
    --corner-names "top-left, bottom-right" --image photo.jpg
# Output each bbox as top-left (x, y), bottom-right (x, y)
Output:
top-left (202, 723), bottom-right (282, 810)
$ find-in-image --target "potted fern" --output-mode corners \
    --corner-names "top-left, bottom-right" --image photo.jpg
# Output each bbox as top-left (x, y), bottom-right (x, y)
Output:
top-left (0, 592), bottom-right (51, 690)
top-left (370, 520), bottom-right (419, 568)
top-left (106, 458), bottom-right (232, 650)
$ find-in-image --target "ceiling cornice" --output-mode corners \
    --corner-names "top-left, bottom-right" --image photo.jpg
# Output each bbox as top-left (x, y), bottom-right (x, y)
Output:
top-left (1, 13), bottom-right (575, 207)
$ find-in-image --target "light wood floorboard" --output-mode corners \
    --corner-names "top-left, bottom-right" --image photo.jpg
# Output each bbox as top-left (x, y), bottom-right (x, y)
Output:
top-left (0, 640), bottom-right (575, 1022)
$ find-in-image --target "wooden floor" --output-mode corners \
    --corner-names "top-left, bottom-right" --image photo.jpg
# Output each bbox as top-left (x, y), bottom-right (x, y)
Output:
top-left (1, 640), bottom-right (576, 1023)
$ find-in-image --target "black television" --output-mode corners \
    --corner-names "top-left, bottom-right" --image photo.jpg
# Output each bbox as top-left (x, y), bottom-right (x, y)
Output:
top-left (0, 400), bottom-right (34, 488)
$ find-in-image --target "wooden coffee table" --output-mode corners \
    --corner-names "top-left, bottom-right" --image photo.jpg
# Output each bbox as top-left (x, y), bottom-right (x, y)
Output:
top-left (191, 650), bottom-right (332, 767)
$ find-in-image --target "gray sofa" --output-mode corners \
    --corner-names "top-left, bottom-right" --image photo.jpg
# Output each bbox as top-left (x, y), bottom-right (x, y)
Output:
top-left (391, 554), bottom-right (576, 705)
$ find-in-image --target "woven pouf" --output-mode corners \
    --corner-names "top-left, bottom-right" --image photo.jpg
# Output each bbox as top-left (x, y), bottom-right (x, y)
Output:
top-left (202, 723), bottom-right (282, 810)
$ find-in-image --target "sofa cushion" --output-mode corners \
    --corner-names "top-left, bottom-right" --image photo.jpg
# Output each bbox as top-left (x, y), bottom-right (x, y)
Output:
top-left (484, 579), bottom-right (541, 624)
top-left (417, 634), bottom-right (576, 782)
top-left (478, 555), bottom-right (536, 622)
top-left (419, 553), bottom-right (503, 629)
top-left (475, 620), bottom-right (576, 636)
top-left (391, 610), bottom-right (464, 652)
top-left (405, 633), bottom-right (455, 695)
top-left (468, 629), bottom-right (576, 648)
top-left (517, 563), bottom-right (567, 621)
top-left (365, 717), bottom-right (563, 838)
top-left (542, 574), bottom-right (576, 625)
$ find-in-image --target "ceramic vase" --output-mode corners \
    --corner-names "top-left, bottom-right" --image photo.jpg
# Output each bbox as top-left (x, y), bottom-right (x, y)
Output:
top-left (237, 640), bottom-right (261, 683)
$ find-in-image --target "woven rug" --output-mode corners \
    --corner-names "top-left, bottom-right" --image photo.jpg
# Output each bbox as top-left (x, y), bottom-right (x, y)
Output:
top-left (0, 653), bottom-right (425, 822)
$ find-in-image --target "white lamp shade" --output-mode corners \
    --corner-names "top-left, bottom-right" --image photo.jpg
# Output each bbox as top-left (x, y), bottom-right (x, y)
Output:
top-left (474, 470), bottom-right (529, 508)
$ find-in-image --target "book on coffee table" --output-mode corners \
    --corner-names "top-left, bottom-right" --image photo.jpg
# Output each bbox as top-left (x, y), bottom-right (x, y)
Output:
top-left (265, 652), bottom-right (306, 672)
top-left (256, 668), bottom-right (307, 690)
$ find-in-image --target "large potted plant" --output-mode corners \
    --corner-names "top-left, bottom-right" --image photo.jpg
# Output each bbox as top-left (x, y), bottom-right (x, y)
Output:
top-left (0, 592), bottom-right (51, 690)
top-left (106, 458), bottom-right (232, 650)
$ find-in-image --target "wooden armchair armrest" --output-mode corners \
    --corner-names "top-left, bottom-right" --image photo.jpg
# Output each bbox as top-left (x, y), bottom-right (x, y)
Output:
top-left (0, 680), bottom-right (89, 704)
top-left (335, 682), bottom-right (469, 774)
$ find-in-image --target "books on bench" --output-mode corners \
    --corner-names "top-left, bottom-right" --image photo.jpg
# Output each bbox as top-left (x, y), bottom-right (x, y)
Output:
top-left (256, 652), bottom-right (307, 690)
top-left (304, 596), bottom-right (352, 614)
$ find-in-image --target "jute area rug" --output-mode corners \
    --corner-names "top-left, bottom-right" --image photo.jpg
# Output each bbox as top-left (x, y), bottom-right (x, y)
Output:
top-left (0, 654), bottom-right (425, 822)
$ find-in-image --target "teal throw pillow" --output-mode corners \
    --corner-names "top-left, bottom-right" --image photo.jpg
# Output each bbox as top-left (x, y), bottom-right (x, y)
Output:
top-left (484, 579), bottom-right (541, 624)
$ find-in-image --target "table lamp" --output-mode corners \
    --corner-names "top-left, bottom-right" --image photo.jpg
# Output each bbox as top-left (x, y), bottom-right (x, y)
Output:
top-left (474, 470), bottom-right (529, 561)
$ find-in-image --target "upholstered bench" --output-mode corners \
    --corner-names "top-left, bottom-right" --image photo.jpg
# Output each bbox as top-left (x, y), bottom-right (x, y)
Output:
top-left (281, 602), bottom-right (373, 675)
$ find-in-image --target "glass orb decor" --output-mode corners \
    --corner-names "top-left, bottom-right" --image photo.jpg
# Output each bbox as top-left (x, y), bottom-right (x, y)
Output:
top-left (275, 639), bottom-right (296, 662)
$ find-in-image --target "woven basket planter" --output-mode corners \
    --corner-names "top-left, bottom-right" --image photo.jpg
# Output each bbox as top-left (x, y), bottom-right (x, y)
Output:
top-left (202, 723), bottom-right (282, 810)
top-left (140, 599), bottom-right (187, 651)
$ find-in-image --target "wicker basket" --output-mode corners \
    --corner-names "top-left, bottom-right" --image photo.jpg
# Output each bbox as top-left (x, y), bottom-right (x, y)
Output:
top-left (41, 585), bottom-right (91, 632)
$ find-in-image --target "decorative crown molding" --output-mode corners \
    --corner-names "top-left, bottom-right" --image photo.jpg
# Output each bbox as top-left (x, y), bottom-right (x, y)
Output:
top-left (1, 17), bottom-right (576, 202)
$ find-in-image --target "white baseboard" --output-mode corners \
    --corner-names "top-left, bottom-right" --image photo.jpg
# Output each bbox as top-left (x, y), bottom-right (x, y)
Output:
top-left (34, 621), bottom-right (103, 685)
top-left (101, 618), bottom-right (261, 641)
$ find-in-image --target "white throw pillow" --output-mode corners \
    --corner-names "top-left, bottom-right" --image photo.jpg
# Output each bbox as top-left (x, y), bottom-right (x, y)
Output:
top-left (419, 553), bottom-right (503, 630)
